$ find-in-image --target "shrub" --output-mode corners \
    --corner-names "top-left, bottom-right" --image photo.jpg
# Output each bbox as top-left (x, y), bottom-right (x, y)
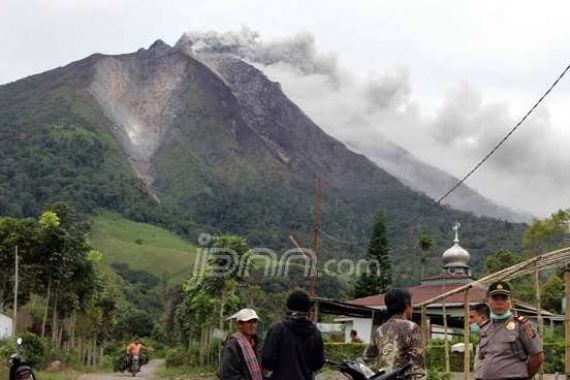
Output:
top-left (323, 343), bottom-right (367, 362)
top-left (20, 332), bottom-right (46, 367)
top-left (165, 347), bottom-right (190, 368)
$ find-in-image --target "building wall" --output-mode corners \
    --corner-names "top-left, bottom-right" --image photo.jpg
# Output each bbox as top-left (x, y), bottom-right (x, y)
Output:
top-left (0, 313), bottom-right (13, 340)
top-left (345, 317), bottom-right (373, 344)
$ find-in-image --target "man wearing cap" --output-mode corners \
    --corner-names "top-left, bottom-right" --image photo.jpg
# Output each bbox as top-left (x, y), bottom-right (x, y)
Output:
top-left (477, 281), bottom-right (544, 380)
top-left (262, 289), bottom-right (325, 380)
top-left (220, 308), bottom-right (263, 380)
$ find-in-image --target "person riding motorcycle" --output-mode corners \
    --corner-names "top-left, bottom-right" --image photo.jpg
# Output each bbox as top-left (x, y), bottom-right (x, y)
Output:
top-left (126, 338), bottom-right (145, 372)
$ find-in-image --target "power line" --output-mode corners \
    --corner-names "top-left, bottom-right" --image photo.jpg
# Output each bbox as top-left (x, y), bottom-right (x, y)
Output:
top-left (436, 63), bottom-right (570, 205)
top-left (320, 226), bottom-right (420, 251)
top-left (318, 63), bottom-right (570, 246)
top-left (319, 228), bottom-right (369, 246)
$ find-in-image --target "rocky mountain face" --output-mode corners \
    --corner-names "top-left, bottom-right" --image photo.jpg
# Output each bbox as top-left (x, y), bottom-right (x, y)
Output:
top-left (0, 38), bottom-right (526, 284)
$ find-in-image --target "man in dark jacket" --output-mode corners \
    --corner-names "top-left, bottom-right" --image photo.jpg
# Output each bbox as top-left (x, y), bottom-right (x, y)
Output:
top-left (262, 289), bottom-right (325, 380)
top-left (220, 308), bottom-right (263, 380)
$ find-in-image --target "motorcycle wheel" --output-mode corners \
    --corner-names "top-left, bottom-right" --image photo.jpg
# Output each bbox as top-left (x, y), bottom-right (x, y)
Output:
top-left (14, 369), bottom-right (36, 380)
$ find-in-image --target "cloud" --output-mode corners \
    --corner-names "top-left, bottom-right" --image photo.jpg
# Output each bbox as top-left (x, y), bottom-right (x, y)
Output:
top-left (178, 29), bottom-right (570, 216)
top-left (364, 67), bottom-right (411, 113)
top-left (178, 28), bottom-right (340, 83)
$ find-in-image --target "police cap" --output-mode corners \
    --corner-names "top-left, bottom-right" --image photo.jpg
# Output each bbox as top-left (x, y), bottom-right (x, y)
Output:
top-left (487, 281), bottom-right (512, 296)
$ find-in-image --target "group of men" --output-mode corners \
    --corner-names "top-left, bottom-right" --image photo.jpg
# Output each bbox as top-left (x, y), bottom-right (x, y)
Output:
top-left (469, 281), bottom-right (544, 380)
top-left (363, 281), bottom-right (544, 380)
top-left (220, 281), bottom-right (545, 380)
top-left (219, 289), bottom-right (326, 380)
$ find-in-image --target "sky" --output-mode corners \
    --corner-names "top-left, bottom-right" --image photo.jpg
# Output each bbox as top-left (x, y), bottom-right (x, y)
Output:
top-left (2, 0), bottom-right (569, 217)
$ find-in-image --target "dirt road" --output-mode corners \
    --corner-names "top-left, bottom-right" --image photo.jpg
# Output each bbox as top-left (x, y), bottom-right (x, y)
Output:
top-left (78, 359), bottom-right (164, 380)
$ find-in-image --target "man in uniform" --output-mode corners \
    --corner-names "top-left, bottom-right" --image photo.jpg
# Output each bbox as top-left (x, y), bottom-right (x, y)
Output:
top-left (470, 303), bottom-right (490, 379)
top-left (477, 281), bottom-right (544, 380)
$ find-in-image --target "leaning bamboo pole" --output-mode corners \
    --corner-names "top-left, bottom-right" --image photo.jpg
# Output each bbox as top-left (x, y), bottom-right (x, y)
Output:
top-left (535, 263), bottom-right (544, 380)
top-left (564, 265), bottom-right (570, 378)
top-left (463, 290), bottom-right (470, 380)
top-left (442, 297), bottom-right (450, 373)
top-left (421, 306), bottom-right (428, 349)
top-left (417, 246), bottom-right (570, 308)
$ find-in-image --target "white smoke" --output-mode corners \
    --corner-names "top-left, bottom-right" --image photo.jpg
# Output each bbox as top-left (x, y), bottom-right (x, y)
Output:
top-left (178, 28), bottom-right (340, 83)
top-left (178, 29), bottom-right (570, 217)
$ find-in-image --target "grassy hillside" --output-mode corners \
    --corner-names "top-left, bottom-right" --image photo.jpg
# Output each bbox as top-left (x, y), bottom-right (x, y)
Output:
top-left (89, 211), bottom-right (196, 285)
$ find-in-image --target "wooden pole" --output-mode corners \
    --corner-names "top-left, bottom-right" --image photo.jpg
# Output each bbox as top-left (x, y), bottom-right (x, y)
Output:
top-left (464, 290), bottom-right (470, 380)
top-left (309, 178), bottom-right (322, 298)
top-left (13, 245), bottom-right (18, 335)
top-left (564, 265), bottom-right (570, 380)
top-left (443, 297), bottom-right (450, 373)
top-left (535, 263), bottom-right (544, 380)
top-left (421, 306), bottom-right (428, 360)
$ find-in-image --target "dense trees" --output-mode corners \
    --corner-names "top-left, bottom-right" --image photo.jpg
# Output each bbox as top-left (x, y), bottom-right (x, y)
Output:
top-left (484, 209), bottom-right (570, 312)
top-left (0, 203), bottom-right (115, 365)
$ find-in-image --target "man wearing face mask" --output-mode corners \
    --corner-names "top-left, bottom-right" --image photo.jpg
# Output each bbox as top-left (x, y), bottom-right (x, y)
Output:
top-left (477, 281), bottom-right (544, 380)
top-left (469, 303), bottom-right (490, 335)
top-left (469, 303), bottom-right (490, 379)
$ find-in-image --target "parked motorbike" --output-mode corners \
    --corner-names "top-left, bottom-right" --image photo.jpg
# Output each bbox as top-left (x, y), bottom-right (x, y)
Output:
top-left (323, 359), bottom-right (412, 380)
top-left (8, 337), bottom-right (36, 380)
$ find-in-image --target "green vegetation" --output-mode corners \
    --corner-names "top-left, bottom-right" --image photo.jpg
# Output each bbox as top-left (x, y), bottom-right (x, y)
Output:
top-left (483, 209), bottom-right (569, 310)
top-left (89, 211), bottom-right (196, 284)
top-left (353, 210), bottom-right (392, 297)
top-left (0, 51), bottom-right (529, 291)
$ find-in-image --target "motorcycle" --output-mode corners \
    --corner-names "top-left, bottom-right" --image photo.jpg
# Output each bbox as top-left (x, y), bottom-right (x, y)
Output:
top-left (128, 354), bottom-right (141, 377)
top-left (323, 359), bottom-right (412, 380)
top-left (8, 337), bottom-right (36, 380)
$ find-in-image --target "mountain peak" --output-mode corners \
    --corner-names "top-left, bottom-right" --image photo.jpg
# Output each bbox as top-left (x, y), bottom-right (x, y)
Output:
top-left (146, 39), bottom-right (171, 56)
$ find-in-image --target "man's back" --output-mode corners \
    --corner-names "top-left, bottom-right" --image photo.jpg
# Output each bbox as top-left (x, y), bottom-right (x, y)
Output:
top-left (364, 316), bottom-right (425, 378)
top-left (262, 315), bottom-right (325, 380)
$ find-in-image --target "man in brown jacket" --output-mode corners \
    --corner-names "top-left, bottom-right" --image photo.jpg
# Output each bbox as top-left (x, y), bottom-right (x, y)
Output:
top-left (364, 288), bottom-right (425, 379)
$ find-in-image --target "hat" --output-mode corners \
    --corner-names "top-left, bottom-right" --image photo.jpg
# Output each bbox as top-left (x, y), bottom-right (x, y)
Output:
top-left (228, 308), bottom-right (260, 322)
top-left (287, 289), bottom-right (312, 312)
top-left (487, 281), bottom-right (511, 296)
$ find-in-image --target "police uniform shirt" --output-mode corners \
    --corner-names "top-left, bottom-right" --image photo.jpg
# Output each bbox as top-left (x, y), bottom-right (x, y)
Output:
top-left (474, 320), bottom-right (490, 379)
top-left (477, 316), bottom-right (542, 379)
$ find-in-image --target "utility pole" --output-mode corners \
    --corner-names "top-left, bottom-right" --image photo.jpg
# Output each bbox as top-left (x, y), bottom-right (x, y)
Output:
top-left (288, 234), bottom-right (308, 291)
top-left (13, 245), bottom-right (18, 335)
top-left (309, 178), bottom-right (322, 298)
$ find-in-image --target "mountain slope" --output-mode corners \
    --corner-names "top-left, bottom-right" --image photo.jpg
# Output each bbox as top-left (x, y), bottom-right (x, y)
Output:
top-left (346, 138), bottom-right (531, 223)
top-left (0, 38), bottom-right (526, 285)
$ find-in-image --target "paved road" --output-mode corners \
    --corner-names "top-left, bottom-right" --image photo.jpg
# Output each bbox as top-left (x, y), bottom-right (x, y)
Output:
top-left (78, 359), bottom-right (164, 380)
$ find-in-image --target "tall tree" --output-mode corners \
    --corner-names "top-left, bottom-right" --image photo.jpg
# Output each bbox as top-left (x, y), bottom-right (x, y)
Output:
top-left (541, 273), bottom-right (564, 313)
top-left (175, 234), bottom-right (247, 359)
top-left (0, 217), bottom-right (41, 312)
top-left (353, 210), bottom-right (392, 298)
top-left (418, 234), bottom-right (434, 280)
top-left (523, 209), bottom-right (570, 254)
top-left (485, 249), bottom-right (523, 274)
